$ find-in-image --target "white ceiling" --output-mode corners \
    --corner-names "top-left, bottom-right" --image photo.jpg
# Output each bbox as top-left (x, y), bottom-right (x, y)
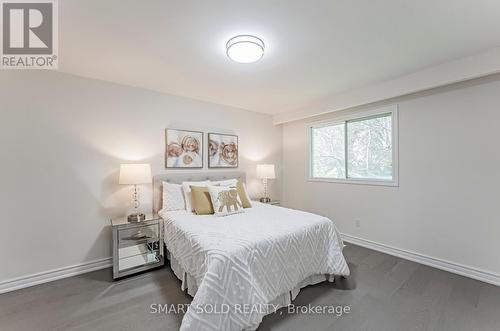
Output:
top-left (59, 0), bottom-right (500, 115)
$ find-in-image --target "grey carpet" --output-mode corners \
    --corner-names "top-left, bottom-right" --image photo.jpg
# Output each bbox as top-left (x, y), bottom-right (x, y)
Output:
top-left (1, 244), bottom-right (499, 331)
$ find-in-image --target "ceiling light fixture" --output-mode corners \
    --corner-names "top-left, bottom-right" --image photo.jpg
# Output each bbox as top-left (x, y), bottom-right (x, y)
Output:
top-left (226, 35), bottom-right (265, 64)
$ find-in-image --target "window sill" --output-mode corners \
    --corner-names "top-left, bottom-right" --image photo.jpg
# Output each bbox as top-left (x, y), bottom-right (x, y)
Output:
top-left (307, 177), bottom-right (399, 187)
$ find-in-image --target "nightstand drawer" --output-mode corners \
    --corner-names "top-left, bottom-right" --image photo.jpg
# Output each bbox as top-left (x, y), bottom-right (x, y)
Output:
top-left (118, 247), bottom-right (161, 272)
top-left (118, 224), bottom-right (160, 248)
top-left (118, 241), bottom-right (160, 259)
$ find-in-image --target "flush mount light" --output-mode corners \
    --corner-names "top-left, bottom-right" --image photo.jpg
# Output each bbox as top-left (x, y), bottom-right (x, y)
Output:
top-left (226, 35), bottom-right (265, 63)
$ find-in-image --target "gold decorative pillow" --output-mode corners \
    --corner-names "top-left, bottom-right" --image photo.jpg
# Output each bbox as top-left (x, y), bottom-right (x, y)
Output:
top-left (190, 186), bottom-right (214, 215)
top-left (237, 180), bottom-right (252, 208)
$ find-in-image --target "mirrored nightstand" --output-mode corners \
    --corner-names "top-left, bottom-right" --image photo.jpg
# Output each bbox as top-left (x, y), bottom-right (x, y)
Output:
top-left (111, 214), bottom-right (164, 279)
top-left (255, 200), bottom-right (281, 206)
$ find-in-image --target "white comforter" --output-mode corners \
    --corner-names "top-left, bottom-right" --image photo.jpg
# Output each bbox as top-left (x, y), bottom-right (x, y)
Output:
top-left (160, 202), bottom-right (349, 331)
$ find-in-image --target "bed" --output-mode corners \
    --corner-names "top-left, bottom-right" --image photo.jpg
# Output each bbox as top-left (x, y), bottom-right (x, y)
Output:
top-left (153, 172), bottom-right (350, 331)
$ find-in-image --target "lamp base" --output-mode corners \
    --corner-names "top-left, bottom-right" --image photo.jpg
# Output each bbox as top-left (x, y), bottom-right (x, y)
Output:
top-left (127, 213), bottom-right (146, 223)
top-left (259, 197), bottom-right (271, 203)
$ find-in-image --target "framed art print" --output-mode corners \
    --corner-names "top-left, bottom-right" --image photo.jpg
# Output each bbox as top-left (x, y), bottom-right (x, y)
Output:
top-left (165, 129), bottom-right (203, 168)
top-left (208, 133), bottom-right (238, 168)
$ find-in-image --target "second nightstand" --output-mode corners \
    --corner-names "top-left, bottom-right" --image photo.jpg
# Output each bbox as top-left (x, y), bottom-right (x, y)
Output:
top-left (111, 214), bottom-right (164, 279)
top-left (256, 200), bottom-right (281, 206)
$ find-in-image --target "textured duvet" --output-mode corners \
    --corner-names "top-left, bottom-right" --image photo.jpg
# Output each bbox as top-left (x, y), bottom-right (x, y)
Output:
top-left (160, 202), bottom-right (350, 331)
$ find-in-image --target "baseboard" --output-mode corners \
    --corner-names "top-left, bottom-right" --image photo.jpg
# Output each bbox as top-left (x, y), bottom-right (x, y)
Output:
top-left (0, 257), bottom-right (112, 294)
top-left (341, 233), bottom-right (500, 287)
top-left (3, 235), bottom-right (499, 294)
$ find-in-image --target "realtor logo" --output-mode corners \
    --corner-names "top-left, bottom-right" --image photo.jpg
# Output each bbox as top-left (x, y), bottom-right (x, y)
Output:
top-left (1, 0), bottom-right (58, 69)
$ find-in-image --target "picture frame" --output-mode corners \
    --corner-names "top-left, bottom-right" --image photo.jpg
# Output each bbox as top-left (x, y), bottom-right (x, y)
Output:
top-left (208, 133), bottom-right (238, 168)
top-left (165, 129), bottom-right (204, 168)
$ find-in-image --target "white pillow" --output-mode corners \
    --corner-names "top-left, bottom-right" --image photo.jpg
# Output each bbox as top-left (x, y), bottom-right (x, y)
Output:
top-left (211, 178), bottom-right (238, 187)
top-left (162, 182), bottom-right (185, 211)
top-left (208, 185), bottom-right (245, 217)
top-left (182, 181), bottom-right (211, 212)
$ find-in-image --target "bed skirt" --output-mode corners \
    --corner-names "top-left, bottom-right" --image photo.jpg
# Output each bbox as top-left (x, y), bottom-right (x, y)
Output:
top-left (166, 250), bottom-right (336, 317)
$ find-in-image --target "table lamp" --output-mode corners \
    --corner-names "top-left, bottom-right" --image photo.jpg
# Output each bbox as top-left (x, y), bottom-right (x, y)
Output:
top-left (119, 163), bottom-right (152, 222)
top-left (256, 164), bottom-right (275, 203)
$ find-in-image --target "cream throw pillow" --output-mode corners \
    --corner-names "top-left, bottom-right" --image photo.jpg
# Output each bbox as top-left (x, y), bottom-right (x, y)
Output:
top-left (208, 185), bottom-right (245, 216)
top-left (212, 179), bottom-right (252, 208)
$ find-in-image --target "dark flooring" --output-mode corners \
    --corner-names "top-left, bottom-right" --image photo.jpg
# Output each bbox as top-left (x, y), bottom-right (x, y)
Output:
top-left (1, 244), bottom-right (499, 331)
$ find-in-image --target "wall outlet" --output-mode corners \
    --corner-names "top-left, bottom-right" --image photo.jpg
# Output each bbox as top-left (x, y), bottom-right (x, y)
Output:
top-left (354, 218), bottom-right (361, 228)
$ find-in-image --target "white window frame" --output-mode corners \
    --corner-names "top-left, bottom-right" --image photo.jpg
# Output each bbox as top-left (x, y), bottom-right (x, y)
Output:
top-left (308, 105), bottom-right (399, 187)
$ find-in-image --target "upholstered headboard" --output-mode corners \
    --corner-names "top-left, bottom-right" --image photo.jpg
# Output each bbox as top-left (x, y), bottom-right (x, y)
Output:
top-left (153, 171), bottom-right (246, 213)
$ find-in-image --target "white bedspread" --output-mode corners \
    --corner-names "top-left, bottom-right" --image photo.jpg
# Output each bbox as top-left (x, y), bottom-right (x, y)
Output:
top-left (160, 202), bottom-right (349, 331)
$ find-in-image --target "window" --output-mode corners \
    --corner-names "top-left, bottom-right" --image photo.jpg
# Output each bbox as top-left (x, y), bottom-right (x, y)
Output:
top-left (309, 106), bottom-right (398, 186)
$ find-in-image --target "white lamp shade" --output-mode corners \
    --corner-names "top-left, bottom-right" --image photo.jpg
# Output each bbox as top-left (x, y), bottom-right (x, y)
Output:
top-left (256, 164), bottom-right (275, 179)
top-left (119, 164), bottom-right (152, 185)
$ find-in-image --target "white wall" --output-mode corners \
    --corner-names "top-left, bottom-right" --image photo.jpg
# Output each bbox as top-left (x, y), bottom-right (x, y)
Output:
top-left (282, 75), bottom-right (500, 277)
top-left (0, 71), bottom-right (282, 283)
